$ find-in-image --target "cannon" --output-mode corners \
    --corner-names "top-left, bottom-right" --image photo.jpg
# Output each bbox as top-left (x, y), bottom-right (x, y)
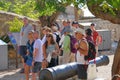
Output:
top-left (39, 55), bottom-right (109, 80)
top-left (89, 55), bottom-right (109, 67)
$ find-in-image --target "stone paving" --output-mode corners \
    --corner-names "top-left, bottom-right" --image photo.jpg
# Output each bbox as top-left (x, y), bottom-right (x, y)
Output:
top-left (0, 53), bottom-right (113, 80)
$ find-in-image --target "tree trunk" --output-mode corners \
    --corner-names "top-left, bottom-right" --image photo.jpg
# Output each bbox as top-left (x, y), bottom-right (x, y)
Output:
top-left (74, 7), bottom-right (79, 21)
top-left (112, 39), bottom-right (120, 80)
top-left (39, 12), bottom-right (60, 28)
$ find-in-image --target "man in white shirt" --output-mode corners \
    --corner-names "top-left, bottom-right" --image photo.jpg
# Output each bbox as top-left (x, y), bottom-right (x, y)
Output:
top-left (32, 31), bottom-right (43, 80)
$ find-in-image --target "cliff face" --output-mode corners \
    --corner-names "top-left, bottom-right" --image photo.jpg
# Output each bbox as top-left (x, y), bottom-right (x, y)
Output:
top-left (0, 11), bottom-right (39, 35)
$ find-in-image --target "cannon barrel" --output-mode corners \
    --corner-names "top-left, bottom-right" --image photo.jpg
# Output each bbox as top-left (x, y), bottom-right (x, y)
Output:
top-left (39, 62), bottom-right (77, 80)
top-left (89, 55), bottom-right (109, 67)
top-left (39, 55), bottom-right (109, 80)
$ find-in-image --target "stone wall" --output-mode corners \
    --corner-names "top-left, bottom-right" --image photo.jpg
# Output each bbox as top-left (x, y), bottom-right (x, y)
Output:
top-left (0, 11), bottom-right (40, 35)
top-left (79, 18), bottom-right (120, 41)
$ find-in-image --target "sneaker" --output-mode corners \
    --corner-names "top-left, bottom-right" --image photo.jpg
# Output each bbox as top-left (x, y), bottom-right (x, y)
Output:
top-left (19, 68), bottom-right (24, 73)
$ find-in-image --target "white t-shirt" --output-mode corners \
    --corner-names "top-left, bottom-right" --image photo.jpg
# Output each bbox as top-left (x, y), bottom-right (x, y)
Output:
top-left (34, 39), bottom-right (43, 62)
top-left (76, 50), bottom-right (89, 64)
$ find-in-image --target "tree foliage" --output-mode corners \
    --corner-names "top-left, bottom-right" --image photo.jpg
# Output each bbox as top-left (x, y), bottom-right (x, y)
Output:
top-left (0, 0), bottom-right (39, 19)
top-left (0, 0), bottom-right (87, 26)
top-left (87, 0), bottom-right (120, 24)
top-left (0, 0), bottom-right (120, 24)
top-left (7, 17), bottom-right (23, 32)
top-left (34, 0), bottom-right (86, 26)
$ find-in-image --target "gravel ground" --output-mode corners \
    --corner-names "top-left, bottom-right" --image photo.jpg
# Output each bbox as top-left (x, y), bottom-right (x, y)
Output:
top-left (96, 53), bottom-right (113, 80)
top-left (0, 53), bottom-right (114, 80)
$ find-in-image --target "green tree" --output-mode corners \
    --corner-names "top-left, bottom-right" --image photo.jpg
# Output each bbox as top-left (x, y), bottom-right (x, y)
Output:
top-left (34, 0), bottom-right (120, 26)
top-left (0, 0), bottom-right (119, 24)
top-left (0, 0), bottom-right (85, 27)
top-left (35, 0), bottom-right (85, 27)
top-left (87, 0), bottom-right (120, 24)
top-left (0, 0), bottom-right (39, 19)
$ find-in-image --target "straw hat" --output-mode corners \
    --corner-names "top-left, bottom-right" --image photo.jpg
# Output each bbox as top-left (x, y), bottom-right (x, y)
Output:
top-left (74, 28), bottom-right (85, 35)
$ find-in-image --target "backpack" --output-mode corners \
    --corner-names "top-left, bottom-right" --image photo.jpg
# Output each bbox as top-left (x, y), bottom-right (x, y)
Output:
top-left (68, 35), bottom-right (77, 53)
top-left (84, 41), bottom-right (96, 61)
top-left (98, 35), bottom-right (102, 45)
top-left (54, 33), bottom-right (61, 45)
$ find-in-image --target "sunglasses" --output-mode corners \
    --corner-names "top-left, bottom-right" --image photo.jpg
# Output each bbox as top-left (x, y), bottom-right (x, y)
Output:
top-left (75, 32), bottom-right (84, 36)
top-left (28, 33), bottom-right (33, 35)
top-left (75, 32), bottom-right (79, 35)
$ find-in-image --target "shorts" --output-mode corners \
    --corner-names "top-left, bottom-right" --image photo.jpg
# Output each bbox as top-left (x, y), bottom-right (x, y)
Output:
top-left (32, 62), bottom-right (42, 73)
top-left (19, 46), bottom-right (27, 58)
top-left (77, 64), bottom-right (88, 79)
top-left (26, 56), bottom-right (33, 66)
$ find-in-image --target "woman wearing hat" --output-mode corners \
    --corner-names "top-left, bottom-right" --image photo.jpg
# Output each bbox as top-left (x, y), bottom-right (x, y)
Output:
top-left (74, 28), bottom-right (89, 80)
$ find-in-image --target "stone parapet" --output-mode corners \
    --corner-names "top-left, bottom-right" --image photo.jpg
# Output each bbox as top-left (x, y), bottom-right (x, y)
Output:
top-left (0, 11), bottom-right (40, 35)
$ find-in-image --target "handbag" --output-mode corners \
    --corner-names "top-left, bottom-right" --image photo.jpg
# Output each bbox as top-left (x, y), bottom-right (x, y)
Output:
top-left (42, 59), bottom-right (48, 69)
top-left (87, 63), bottom-right (97, 80)
top-left (47, 53), bottom-right (51, 62)
top-left (60, 50), bottom-right (63, 56)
